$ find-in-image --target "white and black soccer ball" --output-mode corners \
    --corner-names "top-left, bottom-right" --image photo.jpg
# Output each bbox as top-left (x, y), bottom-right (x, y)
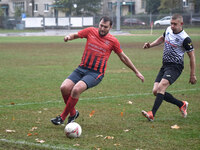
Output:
top-left (64, 122), bottom-right (82, 138)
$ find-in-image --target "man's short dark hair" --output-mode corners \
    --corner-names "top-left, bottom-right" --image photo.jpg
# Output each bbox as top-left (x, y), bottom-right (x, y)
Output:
top-left (100, 16), bottom-right (113, 26)
top-left (172, 14), bottom-right (183, 22)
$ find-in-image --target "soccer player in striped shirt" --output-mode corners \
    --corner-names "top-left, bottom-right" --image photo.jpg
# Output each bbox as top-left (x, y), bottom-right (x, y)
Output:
top-left (142, 14), bottom-right (197, 121)
top-left (51, 16), bottom-right (144, 125)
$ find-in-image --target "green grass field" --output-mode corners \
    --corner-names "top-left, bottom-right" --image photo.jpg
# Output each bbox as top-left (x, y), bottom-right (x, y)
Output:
top-left (0, 34), bottom-right (200, 150)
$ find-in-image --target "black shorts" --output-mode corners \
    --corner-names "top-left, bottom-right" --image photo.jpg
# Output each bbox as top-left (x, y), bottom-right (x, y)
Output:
top-left (67, 66), bottom-right (104, 89)
top-left (155, 63), bottom-right (183, 85)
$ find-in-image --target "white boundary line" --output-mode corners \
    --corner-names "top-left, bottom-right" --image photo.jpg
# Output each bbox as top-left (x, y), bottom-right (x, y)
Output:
top-left (0, 138), bottom-right (77, 150)
top-left (0, 88), bottom-right (199, 108)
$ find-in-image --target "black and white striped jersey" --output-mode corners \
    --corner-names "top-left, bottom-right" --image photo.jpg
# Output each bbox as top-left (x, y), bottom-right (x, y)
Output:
top-left (163, 26), bottom-right (194, 66)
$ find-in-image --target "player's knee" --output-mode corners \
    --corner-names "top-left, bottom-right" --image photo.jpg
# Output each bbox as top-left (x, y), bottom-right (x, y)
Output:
top-left (60, 84), bottom-right (70, 94)
top-left (157, 83), bottom-right (167, 94)
top-left (60, 84), bottom-right (65, 92)
top-left (71, 87), bottom-right (80, 98)
top-left (152, 89), bottom-right (157, 96)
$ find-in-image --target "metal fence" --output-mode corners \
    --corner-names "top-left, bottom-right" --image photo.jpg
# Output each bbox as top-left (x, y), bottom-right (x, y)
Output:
top-left (0, 13), bottom-right (200, 30)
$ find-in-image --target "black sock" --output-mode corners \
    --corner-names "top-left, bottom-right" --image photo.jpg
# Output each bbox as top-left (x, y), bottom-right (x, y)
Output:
top-left (164, 92), bottom-right (183, 108)
top-left (152, 93), bottom-right (164, 117)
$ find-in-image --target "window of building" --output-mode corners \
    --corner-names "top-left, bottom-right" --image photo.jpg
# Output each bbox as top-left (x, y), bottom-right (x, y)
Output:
top-left (141, 0), bottom-right (145, 9)
top-left (44, 4), bottom-right (49, 12)
top-left (108, 2), bottom-right (112, 11)
top-left (13, 2), bottom-right (25, 12)
top-left (34, 4), bottom-right (38, 12)
top-left (183, 0), bottom-right (188, 7)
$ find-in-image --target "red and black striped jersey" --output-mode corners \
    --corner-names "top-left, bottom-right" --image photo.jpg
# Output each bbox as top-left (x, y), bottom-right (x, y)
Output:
top-left (78, 27), bottom-right (123, 74)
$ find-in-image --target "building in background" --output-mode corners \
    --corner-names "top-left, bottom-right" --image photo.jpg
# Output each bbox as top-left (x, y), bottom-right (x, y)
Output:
top-left (1, 0), bottom-right (146, 18)
top-left (0, 0), bottom-right (66, 17)
top-left (102, 0), bottom-right (146, 16)
top-left (0, 0), bottom-right (197, 18)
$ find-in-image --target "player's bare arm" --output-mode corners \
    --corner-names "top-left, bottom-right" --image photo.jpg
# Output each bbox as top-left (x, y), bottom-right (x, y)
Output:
top-left (117, 52), bottom-right (144, 82)
top-left (187, 50), bottom-right (197, 84)
top-left (64, 33), bottom-right (79, 42)
top-left (143, 36), bottom-right (164, 49)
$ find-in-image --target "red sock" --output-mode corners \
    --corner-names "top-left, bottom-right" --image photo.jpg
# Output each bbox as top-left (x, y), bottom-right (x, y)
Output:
top-left (70, 108), bottom-right (76, 117)
top-left (60, 96), bottom-right (79, 121)
top-left (62, 95), bottom-right (76, 116)
top-left (62, 95), bottom-right (69, 104)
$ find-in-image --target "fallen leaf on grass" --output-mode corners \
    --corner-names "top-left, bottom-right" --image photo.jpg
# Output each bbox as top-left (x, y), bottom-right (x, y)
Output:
top-left (114, 143), bottom-right (121, 146)
top-left (35, 138), bottom-right (45, 143)
top-left (127, 101), bottom-right (133, 104)
top-left (73, 144), bottom-right (80, 147)
top-left (30, 127), bottom-right (38, 131)
top-left (89, 110), bottom-right (95, 118)
top-left (104, 136), bottom-right (114, 139)
top-left (120, 112), bottom-right (123, 117)
top-left (96, 135), bottom-right (103, 138)
top-left (27, 133), bottom-right (32, 136)
top-left (6, 130), bottom-right (16, 133)
top-left (171, 124), bottom-right (180, 129)
top-left (10, 102), bottom-right (15, 105)
top-left (124, 129), bottom-right (130, 132)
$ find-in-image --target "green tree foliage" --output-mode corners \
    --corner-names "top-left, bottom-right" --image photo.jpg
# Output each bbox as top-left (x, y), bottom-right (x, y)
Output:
top-left (145, 0), bottom-right (161, 14)
top-left (55, 0), bottom-right (102, 16)
top-left (159, 0), bottom-right (183, 13)
top-left (15, 7), bottom-right (22, 17)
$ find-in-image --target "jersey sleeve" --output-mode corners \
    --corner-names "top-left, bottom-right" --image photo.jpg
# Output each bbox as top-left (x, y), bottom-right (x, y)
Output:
top-left (113, 38), bottom-right (123, 54)
top-left (78, 27), bottom-right (93, 38)
top-left (183, 37), bottom-right (194, 52)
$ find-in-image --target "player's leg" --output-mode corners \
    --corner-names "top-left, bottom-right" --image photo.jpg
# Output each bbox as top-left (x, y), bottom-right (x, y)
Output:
top-left (60, 79), bottom-right (75, 104)
top-left (142, 66), bottom-right (169, 121)
top-left (162, 67), bottom-right (183, 107)
top-left (142, 79), bottom-right (169, 121)
top-left (60, 80), bottom-right (87, 122)
top-left (164, 92), bottom-right (183, 107)
top-left (62, 70), bottom-right (104, 124)
top-left (152, 82), bottom-right (159, 96)
top-left (51, 67), bottom-right (83, 125)
top-left (161, 65), bottom-right (188, 117)
top-left (60, 78), bottom-right (77, 118)
top-left (141, 82), bottom-right (159, 121)
top-left (151, 78), bottom-right (170, 116)
top-left (164, 92), bottom-right (188, 117)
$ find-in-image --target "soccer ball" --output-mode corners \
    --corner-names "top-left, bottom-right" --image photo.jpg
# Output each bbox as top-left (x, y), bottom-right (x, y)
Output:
top-left (64, 122), bottom-right (82, 138)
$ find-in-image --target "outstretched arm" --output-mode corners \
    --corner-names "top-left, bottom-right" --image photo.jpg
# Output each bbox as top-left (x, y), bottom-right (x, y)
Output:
top-left (117, 52), bottom-right (144, 82)
top-left (187, 50), bottom-right (197, 84)
top-left (143, 36), bottom-right (164, 49)
top-left (64, 33), bottom-right (79, 42)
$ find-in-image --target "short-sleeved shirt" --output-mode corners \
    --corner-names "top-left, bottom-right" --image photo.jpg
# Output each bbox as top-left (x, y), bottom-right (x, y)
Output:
top-left (78, 27), bottom-right (123, 74)
top-left (163, 26), bottom-right (194, 67)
